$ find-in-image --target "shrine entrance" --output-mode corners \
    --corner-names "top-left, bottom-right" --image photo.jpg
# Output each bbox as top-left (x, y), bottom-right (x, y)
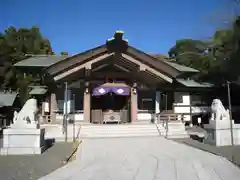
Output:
top-left (91, 83), bottom-right (131, 124)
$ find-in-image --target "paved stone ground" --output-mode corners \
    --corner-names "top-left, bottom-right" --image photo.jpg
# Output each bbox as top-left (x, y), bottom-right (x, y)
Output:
top-left (173, 138), bottom-right (240, 167)
top-left (0, 142), bottom-right (74, 180)
top-left (40, 137), bottom-right (240, 180)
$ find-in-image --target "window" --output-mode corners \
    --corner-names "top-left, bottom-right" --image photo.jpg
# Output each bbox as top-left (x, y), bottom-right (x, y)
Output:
top-left (141, 98), bottom-right (154, 110)
top-left (191, 93), bottom-right (207, 106)
top-left (56, 88), bottom-right (84, 113)
top-left (138, 90), bottom-right (155, 110)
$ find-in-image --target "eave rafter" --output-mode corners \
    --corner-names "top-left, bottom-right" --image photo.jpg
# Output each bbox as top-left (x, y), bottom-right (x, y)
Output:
top-left (52, 52), bottom-right (173, 85)
top-left (53, 53), bottom-right (114, 81)
top-left (121, 53), bottom-right (173, 83)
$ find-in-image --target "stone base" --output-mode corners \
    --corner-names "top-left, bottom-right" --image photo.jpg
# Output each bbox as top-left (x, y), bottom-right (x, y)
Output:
top-left (0, 146), bottom-right (45, 155)
top-left (0, 128), bottom-right (45, 155)
top-left (204, 120), bottom-right (240, 146)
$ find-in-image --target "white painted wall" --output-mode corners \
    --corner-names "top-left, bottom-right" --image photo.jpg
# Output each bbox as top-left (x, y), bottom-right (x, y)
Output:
top-left (173, 92), bottom-right (210, 122)
top-left (173, 92), bottom-right (191, 121)
top-left (137, 112), bottom-right (152, 121)
top-left (56, 113), bottom-right (84, 121)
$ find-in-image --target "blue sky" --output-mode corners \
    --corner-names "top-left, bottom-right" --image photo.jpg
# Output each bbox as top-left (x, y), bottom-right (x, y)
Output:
top-left (1, 0), bottom-right (230, 55)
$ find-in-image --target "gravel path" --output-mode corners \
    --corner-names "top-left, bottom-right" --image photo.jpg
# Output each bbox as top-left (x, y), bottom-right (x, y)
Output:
top-left (0, 142), bottom-right (74, 180)
top-left (40, 137), bottom-right (240, 180)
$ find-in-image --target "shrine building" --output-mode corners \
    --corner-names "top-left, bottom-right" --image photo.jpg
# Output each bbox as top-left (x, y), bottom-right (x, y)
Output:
top-left (13, 31), bottom-right (213, 124)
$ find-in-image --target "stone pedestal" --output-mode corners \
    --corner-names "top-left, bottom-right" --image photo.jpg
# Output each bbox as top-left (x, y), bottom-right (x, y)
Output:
top-left (1, 128), bottom-right (45, 155)
top-left (0, 98), bottom-right (46, 155)
top-left (204, 120), bottom-right (240, 146)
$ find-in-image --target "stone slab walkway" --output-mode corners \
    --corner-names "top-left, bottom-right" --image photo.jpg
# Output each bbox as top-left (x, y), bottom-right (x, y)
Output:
top-left (39, 137), bottom-right (240, 180)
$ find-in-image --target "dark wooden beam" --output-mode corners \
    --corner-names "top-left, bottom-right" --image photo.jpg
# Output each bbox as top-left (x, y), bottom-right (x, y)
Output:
top-left (126, 47), bottom-right (180, 77)
top-left (46, 46), bottom-right (108, 75)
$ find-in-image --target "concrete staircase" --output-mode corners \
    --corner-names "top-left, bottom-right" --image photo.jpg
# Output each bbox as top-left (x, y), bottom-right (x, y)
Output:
top-left (132, 119), bottom-right (153, 124)
top-left (42, 121), bottom-right (188, 140)
top-left (79, 124), bottom-right (161, 138)
top-left (42, 124), bottom-right (81, 142)
top-left (156, 121), bottom-right (189, 138)
top-left (156, 110), bottom-right (189, 139)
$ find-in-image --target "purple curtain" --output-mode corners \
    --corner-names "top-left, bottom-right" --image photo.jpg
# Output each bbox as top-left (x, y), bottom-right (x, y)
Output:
top-left (92, 86), bottom-right (130, 96)
top-left (92, 87), bottom-right (111, 96)
top-left (111, 87), bottom-right (130, 96)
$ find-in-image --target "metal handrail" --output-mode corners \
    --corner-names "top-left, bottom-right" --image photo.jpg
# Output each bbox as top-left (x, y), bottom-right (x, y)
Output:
top-left (156, 111), bottom-right (186, 138)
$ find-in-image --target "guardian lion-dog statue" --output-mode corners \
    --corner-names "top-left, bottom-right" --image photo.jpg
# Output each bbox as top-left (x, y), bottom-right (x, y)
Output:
top-left (210, 99), bottom-right (230, 121)
top-left (13, 98), bottom-right (39, 125)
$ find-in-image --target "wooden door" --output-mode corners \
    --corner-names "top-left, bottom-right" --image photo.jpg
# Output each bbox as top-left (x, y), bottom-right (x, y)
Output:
top-left (91, 109), bottom-right (103, 124)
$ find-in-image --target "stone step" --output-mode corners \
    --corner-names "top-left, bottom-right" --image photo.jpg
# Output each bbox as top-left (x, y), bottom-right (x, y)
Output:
top-left (79, 134), bottom-right (160, 139)
top-left (80, 130), bottom-right (159, 135)
top-left (80, 130), bottom-right (160, 134)
top-left (165, 134), bottom-right (189, 139)
top-left (80, 125), bottom-right (158, 130)
top-left (80, 124), bottom-right (157, 127)
top-left (75, 121), bottom-right (92, 125)
top-left (156, 124), bottom-right (189, 139)
top-left (80, 127), bottom-right (158, 131)
top-left (80, 130), bottom-right (160, 135)
top-left (43, 124), bottom-right (81, 142)
top-left (80, 128), bottom-right (159, 133)
top-left (79, 124), bottom-right (161, 138)
top-left (132, 121), bottom-right (152, 125)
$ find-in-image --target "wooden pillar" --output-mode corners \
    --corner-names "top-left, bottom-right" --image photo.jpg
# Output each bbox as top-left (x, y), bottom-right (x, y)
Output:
top-left (40, 101), bottom-right (45, 124)
top-left (41, 101), bottom-right (45, 117)
top-left (189, 92), bottom-right (192, 125)
top-left (131, 87), bottom-right (138, 122)
top-left (155, 91), bottom-right (161, 114)
top-left (83, 88), bottom-right (91, 122)
top-left (50, 93), bottom-right (57, 123)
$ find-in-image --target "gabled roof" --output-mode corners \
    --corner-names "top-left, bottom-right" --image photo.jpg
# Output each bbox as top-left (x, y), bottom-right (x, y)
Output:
top-left (14, 55), bottom-right (68, 67)
top-left (29, 86), bottom-right (48, 95)
top-left (151, 54), bottom-right (199, 73)
top-left (176, 79), bottom-right (213, 88)
top-left (44, 31), bottom-right (200, 79)
top-left (45, 46), bottom-right (185, 79)
top-left (13, 31), bottom-right (200, 81)
top-left (164, 61), bottom-right (199, 73)
top-left (0, 91), bottom-right (18, 107)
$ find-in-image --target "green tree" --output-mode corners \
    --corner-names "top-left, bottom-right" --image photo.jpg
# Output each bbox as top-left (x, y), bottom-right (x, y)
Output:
top-left (208, 16), bottom-right (240, 82)
top-left (227, 16), bottom-right (240, 80)
top-left (168, 16), bottom-right (240, 85)
top-left (0, 26), bottom-right (53, 104)
top-left (168, 39), bottom-right (216, 75)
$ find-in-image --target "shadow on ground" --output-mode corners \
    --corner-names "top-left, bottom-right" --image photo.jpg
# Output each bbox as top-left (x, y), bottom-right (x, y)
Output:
top-left (189, 134), bottom-right (204, 142)
top-left (45, 138), bottom-right (55, 150)
top-left (0, 140), bottom-right (75, 180)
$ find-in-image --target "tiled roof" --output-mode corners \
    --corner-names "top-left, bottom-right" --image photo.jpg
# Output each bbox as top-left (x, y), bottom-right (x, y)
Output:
top-left (176, 79), bottom-right (213, 88)
top-left (151, 54), bottom-right (199, 73)
top-left (0, 91), bottom-right (18, 107)
top-left (29, 86), bottom-right (48, 95)
top-left (164, 61), bottom-right (199, 73)
top-left (14, 55), bottom-right (68, 67)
